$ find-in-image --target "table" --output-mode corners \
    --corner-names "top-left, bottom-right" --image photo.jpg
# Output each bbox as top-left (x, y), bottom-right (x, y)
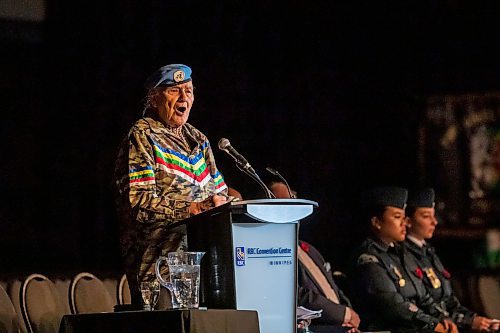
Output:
top-left (58, 309), bottom-right (260, 333)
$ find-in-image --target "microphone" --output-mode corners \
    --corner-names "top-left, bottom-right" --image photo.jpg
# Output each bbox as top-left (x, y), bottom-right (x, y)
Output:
top-left (218, 138), bottom-right (275, 199)
top-left (266, 167), bottom-right (296, 199)
top-left (218, 138), bottom-right (256, 174)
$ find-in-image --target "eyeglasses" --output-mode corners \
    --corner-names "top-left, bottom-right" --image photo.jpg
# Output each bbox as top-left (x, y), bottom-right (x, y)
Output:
top-left (165, 86), bottom-right (194, 96)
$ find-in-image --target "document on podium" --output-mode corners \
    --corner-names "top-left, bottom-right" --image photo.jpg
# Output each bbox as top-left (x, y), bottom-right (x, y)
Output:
top-left (296, 306), bottom-right (322, 320)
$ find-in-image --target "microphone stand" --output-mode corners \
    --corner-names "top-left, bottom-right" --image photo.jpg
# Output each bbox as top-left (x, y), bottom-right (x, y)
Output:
top-left (218, 138), bottom-right (275, 199)
top-left (236, 164), bottom-right (276, 199)
top-left (266, 167), bottom-right (296, 199)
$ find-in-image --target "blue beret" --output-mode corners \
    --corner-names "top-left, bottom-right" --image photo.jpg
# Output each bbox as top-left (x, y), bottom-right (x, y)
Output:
top-left (363, 186), bottom-right (408, 209)
top-left (407, 188), bottom-right (435, 208)
top-left (144, 64), bottom-right (192, 89)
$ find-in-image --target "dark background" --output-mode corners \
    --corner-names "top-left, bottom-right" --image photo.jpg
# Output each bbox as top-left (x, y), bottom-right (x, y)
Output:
top-left (1, 1), bottom-right (499, 278)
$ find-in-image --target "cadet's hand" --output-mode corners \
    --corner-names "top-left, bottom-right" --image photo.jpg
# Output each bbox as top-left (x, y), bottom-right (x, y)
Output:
top-left (472, 315), bottom-right (493, 332)
top-left (489, 319), bottom-right (500, 332)
top-left (444, 319), bottom-right (459, 333)
top-left (435, 319), bottom-right (458, 333)
top-left (448, 321), bottom-right (459, 333)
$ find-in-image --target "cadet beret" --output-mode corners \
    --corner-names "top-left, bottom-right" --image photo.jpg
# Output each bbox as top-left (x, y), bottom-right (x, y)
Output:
top-left (144, 64), bottom-right (192, 89)
top-left (363, 186), bottom-right (408, 209)
top-left (407, 188), bottom-right (435, 208)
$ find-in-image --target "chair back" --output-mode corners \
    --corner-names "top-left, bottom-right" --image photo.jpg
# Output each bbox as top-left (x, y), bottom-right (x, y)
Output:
top-left (0, 284), bottom-right (20, 333)
top-left (53, 279), bottom-right (71, 316)
top-left (20, 274), bottom-right (65, 333)
top-left (102, 278), bottom-right (119, 307)
top-left (7, 279), bottom-right (27, 333)
top-left (69, 273), bottom-right (114, 314)
top-left (477, 275), bottom-right (500, 318)
top-left (117, 274), bottom-right (131, 305)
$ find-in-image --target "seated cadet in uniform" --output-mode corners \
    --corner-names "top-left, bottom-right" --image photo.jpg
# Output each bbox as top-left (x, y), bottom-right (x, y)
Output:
top-left (405, 188), bottom-right (499, 333)
top-left (351, 186), bottom-right (458, 333)
top-left (269, 181), bottom-right (361, 331)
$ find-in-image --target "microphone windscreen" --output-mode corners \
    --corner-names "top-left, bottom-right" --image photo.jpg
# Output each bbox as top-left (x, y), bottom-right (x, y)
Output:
top-left (218, 138), bottom-right (230, 150)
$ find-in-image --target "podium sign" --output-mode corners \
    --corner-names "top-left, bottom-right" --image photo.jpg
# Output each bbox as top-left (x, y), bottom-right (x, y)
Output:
top-left (233, 222), bottom-right (296, 333)
top-left (180, 199), bottom-right (318, 333)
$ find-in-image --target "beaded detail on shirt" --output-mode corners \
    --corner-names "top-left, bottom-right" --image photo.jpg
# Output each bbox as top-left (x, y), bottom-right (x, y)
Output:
top-left (165, 125), bottom-right (190, 150)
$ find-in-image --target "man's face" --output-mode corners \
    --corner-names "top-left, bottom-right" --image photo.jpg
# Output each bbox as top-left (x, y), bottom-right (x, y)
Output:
top-left (375, 206), bottom-right (407, 243)
top-left (153, 81), bottom-right (194, 127)
top-left (408, 207), bottom-right (437, 240)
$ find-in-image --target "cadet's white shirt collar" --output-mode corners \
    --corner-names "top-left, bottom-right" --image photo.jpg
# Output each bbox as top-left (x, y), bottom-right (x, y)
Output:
top-left (407, 234), bottom-right (426, 247)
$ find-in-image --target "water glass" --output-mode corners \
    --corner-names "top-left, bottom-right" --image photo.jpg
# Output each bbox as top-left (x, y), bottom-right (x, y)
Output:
top-left (140, 281), bottom-right (160, 310)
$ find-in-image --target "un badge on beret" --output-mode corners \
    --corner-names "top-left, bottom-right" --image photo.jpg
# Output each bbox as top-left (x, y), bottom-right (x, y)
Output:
top-left (173, 70), bottom-right (185, 82)
top-left (357, 254), bottom-right (379, 265)
top-left (144, 64), bottom-right (192, 89)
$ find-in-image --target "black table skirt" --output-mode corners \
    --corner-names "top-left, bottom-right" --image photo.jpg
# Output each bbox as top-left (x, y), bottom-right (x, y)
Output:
top-left (59, 309), bottom-right (260, 333)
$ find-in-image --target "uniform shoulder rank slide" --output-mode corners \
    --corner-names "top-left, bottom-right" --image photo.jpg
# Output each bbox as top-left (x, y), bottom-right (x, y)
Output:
top-left (357, 254), bottom-right (379, 264)
top-left (424, 267), bottom-right (441, 288)
top-left (392, 265), bottom-right (406, 287)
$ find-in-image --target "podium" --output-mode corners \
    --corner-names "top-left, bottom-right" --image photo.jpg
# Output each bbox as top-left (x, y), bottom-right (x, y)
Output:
top-left (174, 199), bottom-right (318, 333)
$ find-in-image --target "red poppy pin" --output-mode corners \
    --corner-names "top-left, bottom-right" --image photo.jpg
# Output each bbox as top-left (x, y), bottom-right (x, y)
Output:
top-left (414, 267), bottom-right (424, 279)
top-left (300, 242), bottom-right (310, 253)
top-left (442, 269), bottom-right (451, 279)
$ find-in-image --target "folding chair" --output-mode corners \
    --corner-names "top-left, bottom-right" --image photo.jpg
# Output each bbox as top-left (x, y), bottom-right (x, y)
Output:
top-left (0, 284), bottom-right (20, 333)
top-left (117, 274), bottom-right (131, 305)
top-left (477, 275), bottom-right (500, 318)
top-left (20, 274), bottom-right (65, 333)
top-left (68, 272), bottom-right (114, 314)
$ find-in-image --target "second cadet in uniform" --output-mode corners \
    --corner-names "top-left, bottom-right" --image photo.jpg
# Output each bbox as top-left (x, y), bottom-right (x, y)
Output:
top-left (405, 188), bottom-right (499, 332)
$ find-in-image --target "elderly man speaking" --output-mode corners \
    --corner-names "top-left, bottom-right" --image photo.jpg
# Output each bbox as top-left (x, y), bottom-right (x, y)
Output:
top-left (114, 64), bottom-right (228, 308)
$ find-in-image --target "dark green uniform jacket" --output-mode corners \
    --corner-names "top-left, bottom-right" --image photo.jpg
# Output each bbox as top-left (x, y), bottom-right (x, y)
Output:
top-left (405, 237), bottom-right (476, 330)
top-left (353, 237), bottom-right (444, 333)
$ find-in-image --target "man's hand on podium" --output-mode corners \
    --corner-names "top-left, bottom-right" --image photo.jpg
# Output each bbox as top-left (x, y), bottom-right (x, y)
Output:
top-left (189, 194), bottom-right (228, 215)
top-left (213, 194), bottom-right (228, 207)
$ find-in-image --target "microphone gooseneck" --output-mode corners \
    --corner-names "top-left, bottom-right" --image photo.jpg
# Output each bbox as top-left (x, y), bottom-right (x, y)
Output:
top-left (218, 138), bottom-right (275, 199)
top-left (266, 167), bottom-right (296, 199)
